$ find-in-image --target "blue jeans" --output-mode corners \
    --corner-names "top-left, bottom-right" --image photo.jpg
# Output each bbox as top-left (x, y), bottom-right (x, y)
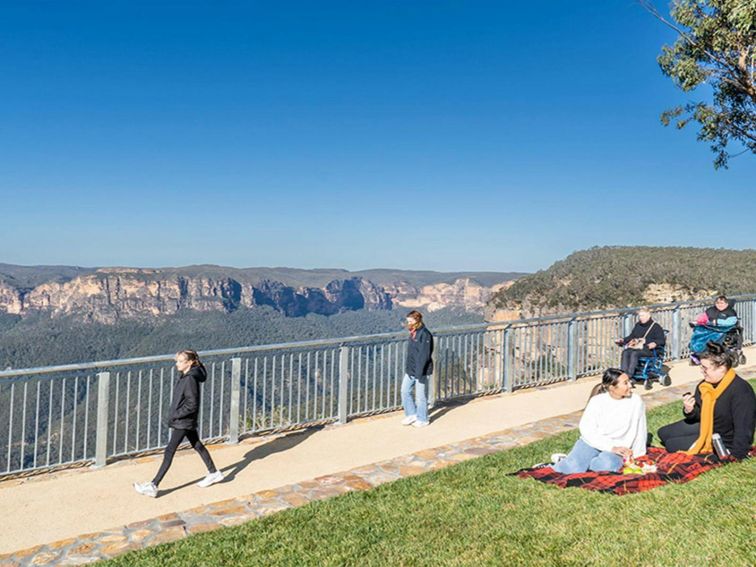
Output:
top-left (553, 438), bottom-right (623, 474)
top-left (401, 374), bottom-right (428, 423)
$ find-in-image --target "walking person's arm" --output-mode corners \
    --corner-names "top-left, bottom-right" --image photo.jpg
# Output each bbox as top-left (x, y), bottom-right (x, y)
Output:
top-left (175, 376), bottom-right (200, 419)
top-left (415, 329), bottom-right (433, 378)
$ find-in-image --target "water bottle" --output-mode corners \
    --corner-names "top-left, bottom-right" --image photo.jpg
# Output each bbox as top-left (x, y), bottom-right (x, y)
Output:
top-left (711, 433), bottom-right (730, 459)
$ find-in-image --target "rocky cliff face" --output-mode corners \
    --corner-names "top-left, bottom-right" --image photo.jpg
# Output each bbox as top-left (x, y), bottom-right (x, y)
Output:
top-left (387, 278), bottom-right (513, 313)
top-left (0, 270), bottom-right (394, 323)
top-left (0, 268), bottom-right (515, 323)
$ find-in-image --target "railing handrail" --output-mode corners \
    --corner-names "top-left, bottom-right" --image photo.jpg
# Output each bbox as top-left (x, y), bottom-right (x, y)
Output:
top-left (1, 293), bottom-right (753, 379)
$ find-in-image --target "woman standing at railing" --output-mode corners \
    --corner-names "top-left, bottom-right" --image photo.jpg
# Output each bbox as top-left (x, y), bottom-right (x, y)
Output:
top-left (134, 350), bottom-right (224, 498)
top-left (401, 310), bottom-right (434, 428)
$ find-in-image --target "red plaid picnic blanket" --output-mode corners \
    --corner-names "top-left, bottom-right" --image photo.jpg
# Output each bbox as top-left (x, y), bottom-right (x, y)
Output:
top-left (514, 446), bottom-right (756, 495)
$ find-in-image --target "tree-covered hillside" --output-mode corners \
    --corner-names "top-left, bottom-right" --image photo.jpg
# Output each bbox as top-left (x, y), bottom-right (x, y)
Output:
top-left (489, 246), bottom-right (756, 314)
top-left (0, 307), bottom-right (482, 370)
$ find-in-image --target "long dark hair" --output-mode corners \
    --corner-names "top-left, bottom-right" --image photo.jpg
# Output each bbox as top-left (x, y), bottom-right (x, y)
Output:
top-left (588, 368), bottom-right (625, 402)
top-left (698, 341), bottom-right (733, 370)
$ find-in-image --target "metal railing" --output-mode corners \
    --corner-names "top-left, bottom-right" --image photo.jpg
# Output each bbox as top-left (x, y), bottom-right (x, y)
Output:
top-left (0, 295), bottom-right (754, 477)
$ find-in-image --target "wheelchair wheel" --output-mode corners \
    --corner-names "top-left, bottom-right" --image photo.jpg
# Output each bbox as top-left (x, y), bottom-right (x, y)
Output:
top-left (739, 353), bottom-right (747, 366)
top-left (660, 374), bottom-right (671, 387)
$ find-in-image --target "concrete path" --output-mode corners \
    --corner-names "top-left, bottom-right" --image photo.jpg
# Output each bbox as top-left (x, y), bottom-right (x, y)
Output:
top-left (1, 347), bottom-right (753, 559)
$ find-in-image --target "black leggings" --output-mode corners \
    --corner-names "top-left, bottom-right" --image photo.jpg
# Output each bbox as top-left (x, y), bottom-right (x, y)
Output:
top-left (152, 428), bottom-right (216, 486)
top-left (621, 347), bottom-right (654, 377)
top-left (658, 419), bottom-right (700, 452)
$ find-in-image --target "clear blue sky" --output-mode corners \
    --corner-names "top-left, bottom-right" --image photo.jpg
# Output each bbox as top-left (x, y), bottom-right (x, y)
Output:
top-left (1, 1), bottom-right (753, 273)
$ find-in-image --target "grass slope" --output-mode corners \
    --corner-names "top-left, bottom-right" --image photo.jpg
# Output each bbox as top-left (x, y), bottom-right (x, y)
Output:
top-left (104, 383), bottom-right (756, 567)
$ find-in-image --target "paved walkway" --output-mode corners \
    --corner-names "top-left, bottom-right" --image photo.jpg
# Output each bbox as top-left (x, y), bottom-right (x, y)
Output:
top-left (1, 348), bottom-right (754, 565)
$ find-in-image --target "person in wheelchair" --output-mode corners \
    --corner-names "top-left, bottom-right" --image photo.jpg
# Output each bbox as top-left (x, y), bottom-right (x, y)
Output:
top-left (689, 296), bottom-right (745, 366)
top-left (615, 308), bottom-right (666, 379)
top-left (692, 295), bottom-right (738, 328)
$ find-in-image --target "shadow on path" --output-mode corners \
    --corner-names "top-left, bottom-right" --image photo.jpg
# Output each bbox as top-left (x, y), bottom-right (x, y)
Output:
top-left (159, 426), bottom-right (324, 496)
top-left (429, 397), bottom-right (476, 423)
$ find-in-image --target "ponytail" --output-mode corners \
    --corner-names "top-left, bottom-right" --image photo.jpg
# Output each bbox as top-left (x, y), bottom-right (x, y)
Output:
top-left (587, 368), bottom-right (625, 403)
top-left (177, 349), bottom-right (205, 371)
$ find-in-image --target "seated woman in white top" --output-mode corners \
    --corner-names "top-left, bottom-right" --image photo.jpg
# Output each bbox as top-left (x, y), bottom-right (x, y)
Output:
top-left (553, 368), bottom-right (647, 474)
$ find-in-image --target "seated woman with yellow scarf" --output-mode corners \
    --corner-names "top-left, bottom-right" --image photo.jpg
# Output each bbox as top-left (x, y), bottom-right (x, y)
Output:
top-left (658, 342), bottom-right (755, 460)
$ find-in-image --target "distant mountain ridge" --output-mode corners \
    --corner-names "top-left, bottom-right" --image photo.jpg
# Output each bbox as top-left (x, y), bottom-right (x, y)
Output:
top-left (488, 246), bottom-right (756, 319)
top-left (0, 264), bottom-right (525, 323)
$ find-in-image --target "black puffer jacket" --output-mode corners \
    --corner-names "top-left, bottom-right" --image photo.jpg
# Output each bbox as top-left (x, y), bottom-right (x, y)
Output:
top-left (168, 365), bottom-right (207, 430)
top-left (705, 301), bottom-right (738, 323)
top-left (405, 325), bottom-right (434, 378)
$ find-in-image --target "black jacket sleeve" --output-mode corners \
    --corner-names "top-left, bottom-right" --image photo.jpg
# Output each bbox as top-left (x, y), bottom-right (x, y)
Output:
top-left (622, 324), bottom-right (642, 344)
top-left (414, 330), bottom-right (433, 378)
top-left (684, 387), bottom-right (702, 424)
top-left (175, 376), bottom-right (200, 419)
top-left (729, 381), bottom-right (756, 460)
top-left (648, 324), bottom-right (666, 347)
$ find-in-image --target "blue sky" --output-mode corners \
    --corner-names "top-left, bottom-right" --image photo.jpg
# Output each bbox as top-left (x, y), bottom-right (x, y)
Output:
top-left (1, 1), bottom-right (753, 273)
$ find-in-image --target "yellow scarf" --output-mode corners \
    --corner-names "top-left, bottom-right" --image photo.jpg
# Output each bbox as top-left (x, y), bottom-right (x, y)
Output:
top-left (685, 369), bottom-right (737, 454)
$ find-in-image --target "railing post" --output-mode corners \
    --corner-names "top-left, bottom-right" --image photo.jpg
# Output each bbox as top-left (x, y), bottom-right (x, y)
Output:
top-left (567, 318), bottom-right (577, 381)
top-left (428, 345), bottom-right (438, 408)
top-left (622, 312), bottom-right (633, 338)
top-left (502, 326), bottom-right (513, 392)
top-left (671, 306), bottom-right (681, 360)
top-left (94, 371), bottom-right (110, 468)
top-left (227, 357), bottom-right (242, 444)
top-left (338, 346), bottom-right (350, 425)
top-left (751, 300), bottom-right (756, 345)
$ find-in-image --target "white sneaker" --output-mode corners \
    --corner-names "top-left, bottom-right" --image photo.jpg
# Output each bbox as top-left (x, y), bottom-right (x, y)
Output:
top-left (133, 481), bottom-right (158, 498)
top-left (550, 453), bottom-right (567, 464)
top-left (412, 420), bottom-right (429, 428)
top-left (197, 471), bottom-right (224, 488)
top-left (401, 415), bottom-right (417, 426)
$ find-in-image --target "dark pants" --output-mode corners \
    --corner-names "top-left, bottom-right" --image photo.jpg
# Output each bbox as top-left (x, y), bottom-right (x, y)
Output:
top-left (658, 419), bottom-right (700, 452)
top-left (621, 347), bottom-right (654, 378)
top-left (152, 428), bottom-right (216, 486)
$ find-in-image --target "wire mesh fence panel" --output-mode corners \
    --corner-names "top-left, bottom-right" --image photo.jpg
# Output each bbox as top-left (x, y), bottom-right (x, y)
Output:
top-left (0, 371), bottom-right (98, 474)
top-left (240, 346), bottom-right (341, 435)
top-left (348, 339), bottom-right (405, 418)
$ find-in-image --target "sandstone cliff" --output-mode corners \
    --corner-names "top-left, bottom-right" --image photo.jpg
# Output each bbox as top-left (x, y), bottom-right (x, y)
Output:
top-left (0, 266), bottom-right (517, 324)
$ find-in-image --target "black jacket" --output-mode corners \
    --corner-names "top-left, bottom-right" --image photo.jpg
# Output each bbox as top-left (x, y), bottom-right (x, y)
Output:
top-left (622, 319), bottom-right (666, 348)
top-left (706, 301), bottom-right (738, 323)
top-left (684, 374), bottom-right (756, 460)
top-left (406, 325), bottom-right (434, 378)
top-left (168, 365), bottom-right (207, 430)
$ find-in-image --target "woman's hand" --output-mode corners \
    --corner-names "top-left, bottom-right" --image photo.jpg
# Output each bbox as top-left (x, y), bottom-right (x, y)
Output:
top-left (647, 342), bottom-right (656, 349)
top-left (612, 447), bottom-right (633, 459)
top-left (683, 393), bottom-right (696, 414)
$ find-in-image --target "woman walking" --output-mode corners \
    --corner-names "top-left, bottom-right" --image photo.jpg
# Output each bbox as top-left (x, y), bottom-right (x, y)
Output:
top-left (401, 310), bottom-right (434, 428)
top-left (134, 350), bottom-right (224, 497)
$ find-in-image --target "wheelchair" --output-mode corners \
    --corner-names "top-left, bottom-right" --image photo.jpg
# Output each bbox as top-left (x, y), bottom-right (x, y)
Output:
top-left (688, 321), bottom-right (746, 367)
top-left (631, 345), bottom-right (671, 390)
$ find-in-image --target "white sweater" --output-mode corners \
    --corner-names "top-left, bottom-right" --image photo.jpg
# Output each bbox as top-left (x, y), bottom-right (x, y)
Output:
top-left (579, 393), bottom-right (647, 457)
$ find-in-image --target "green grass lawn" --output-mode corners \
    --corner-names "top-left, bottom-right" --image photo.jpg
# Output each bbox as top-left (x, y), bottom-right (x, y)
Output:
top-left (105, 384), bottom-right (756, 567)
